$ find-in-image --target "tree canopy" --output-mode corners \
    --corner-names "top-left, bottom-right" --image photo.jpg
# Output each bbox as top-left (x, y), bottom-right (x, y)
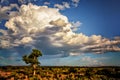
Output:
top-left (22, 49), bottom-right (42, 76)
top-left (23, 49), bottom-right (42, 65)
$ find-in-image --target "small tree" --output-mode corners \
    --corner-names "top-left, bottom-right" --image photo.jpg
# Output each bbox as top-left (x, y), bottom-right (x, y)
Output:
top-left (22, 49), bottom-right (42, 76)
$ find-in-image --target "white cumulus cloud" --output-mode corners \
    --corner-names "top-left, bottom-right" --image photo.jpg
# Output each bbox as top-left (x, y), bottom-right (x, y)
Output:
top-left (0, 4), bottom-right (19, 20)
top-left (71, 21), bottom-right (82, 31)
top-left (54, 2), bottom-right (70, 10)
top-left (0, 3), bottom-right (120, 56)
top-left (44, 2), bottom-right (50, 5)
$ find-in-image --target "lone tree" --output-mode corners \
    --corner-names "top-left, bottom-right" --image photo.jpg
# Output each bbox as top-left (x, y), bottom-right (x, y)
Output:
top-left (22, 49), bottom-right (42, 76)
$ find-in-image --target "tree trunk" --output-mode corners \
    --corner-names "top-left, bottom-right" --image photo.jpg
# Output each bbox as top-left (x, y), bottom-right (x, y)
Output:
top-left (33, 56), bottom-right (37, 76)
top-left (33, 64), bottom-right (36, 76)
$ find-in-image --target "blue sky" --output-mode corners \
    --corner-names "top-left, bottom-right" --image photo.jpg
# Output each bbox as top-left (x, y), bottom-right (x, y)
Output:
top-left (0, 0), bottom-right (120, 66)
top-left (63, 0), bottom-right (120, 37)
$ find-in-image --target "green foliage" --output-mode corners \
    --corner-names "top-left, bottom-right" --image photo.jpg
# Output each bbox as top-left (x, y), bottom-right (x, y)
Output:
top-left (22, 49), bottom-right (42, 76)
top-left (22, 49), bottom-right (42, 65)
top-left (68, 67), bottom-right (77, 73)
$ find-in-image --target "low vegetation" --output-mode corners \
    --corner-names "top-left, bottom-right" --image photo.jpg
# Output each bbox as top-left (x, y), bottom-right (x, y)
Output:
top-left (0, 66), bottom-right (120, 80)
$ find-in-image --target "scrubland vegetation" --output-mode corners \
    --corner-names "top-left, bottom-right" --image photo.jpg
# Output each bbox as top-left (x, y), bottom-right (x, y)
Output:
top-left (0, 66), bottom-right (120, 80)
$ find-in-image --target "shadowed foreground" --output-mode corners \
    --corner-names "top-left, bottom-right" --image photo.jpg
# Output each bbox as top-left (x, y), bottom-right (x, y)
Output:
top-left (0, 66), bottom-right (120, 80)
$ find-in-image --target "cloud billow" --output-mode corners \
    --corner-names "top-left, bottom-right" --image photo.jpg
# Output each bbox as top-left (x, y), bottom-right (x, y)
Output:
top-left (0, 3), bottom-right (120, 57)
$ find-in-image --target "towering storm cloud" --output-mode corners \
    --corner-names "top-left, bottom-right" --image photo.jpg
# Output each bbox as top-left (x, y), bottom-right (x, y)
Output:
top-left (0, 3), bottom-right (120, 57)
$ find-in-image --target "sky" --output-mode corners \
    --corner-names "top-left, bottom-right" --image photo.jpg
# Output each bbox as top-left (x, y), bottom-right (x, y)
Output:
top-left (0, 0), bottom-right (120, 66)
